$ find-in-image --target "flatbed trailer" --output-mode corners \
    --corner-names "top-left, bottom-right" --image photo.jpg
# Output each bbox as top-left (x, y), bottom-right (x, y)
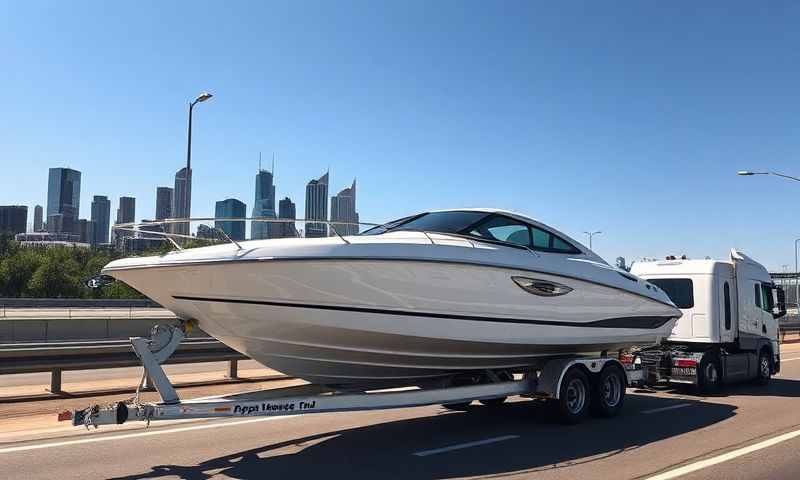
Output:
top-left (60, 320), bottom-right (643, 427)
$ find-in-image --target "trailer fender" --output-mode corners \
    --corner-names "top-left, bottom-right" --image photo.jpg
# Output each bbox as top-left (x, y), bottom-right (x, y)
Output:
top-left (538, 358), bottom-right (623, 399)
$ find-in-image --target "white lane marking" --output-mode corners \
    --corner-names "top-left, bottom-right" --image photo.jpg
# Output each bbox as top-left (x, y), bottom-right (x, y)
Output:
top-left (641, 403), bottom-right (692, 415)
top-left (412, 435), bottom-right (519, 457)
top-left (0, 415), bottom-right (295, 455)
top-left (645, 427), bottom-right (800, 480)
top-left (780, 357), bottom-right (800, 362)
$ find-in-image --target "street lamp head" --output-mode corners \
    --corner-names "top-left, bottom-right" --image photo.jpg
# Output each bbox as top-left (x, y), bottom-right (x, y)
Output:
top-left (194, 92), bottom-right (213, 104)
top-left (737, 171), bottom-right (755, 176)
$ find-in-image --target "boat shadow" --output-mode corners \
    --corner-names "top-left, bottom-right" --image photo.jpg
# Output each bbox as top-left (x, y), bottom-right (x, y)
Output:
top-left (106, 393), bottom-right (738, 480)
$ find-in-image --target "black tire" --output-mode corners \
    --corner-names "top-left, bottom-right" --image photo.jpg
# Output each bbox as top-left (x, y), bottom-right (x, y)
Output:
top-left (442, 402), bottom-right (472, 411)
top-left (697, 355), bottom-right (722, 394)
top-left (557, 368), bottom-right (591, 424)
top-left (755, 350), bottom-right (772, 385)
top-left (590, 364), bottom-right (627, 418)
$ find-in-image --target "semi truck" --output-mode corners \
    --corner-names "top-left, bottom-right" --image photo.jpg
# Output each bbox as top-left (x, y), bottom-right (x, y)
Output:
top-left (629, 249), bottom-right (786, 392)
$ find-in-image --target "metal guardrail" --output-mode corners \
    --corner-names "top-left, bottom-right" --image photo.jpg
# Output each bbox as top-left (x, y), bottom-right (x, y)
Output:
top-left (0, 337), bottom-right (248, 394)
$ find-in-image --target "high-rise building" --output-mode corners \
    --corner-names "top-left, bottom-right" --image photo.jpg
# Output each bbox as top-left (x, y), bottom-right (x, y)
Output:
top-left (196, 224), bottom-right (216, 239)
top-left (46, 167), bottom-right (81, 233)
top-left (330, 179), bottom-right (359, 236)
top-left (155, 187), bottom-right (174, 221)
top-left (215, 198), bottom-right (246, 241)
top-left (251, 164), bottom-right (277, 240)
top-left (173, 167), bottom-right (191, 235)
top-left (278, 197), bottom-right (297, 238)
top-left (78, 219), bottom-right (96, 245)
top-left (91, 195), bottom-right (111, 245)
top-left (0, 206), bottom-right (28, 235)
top-left (305, 172), bottom-right (329, 238)
top-left (33, 205), bottom-right (43, 232)
top-left (113, 196), bottom-right (136, 246)
top-left (116, 197), bottom-right (136, 224)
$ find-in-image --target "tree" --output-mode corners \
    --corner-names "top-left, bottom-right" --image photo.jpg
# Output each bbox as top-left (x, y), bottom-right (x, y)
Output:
top-left (27, 249), bottom-right (82, 298)
top-left (0, 248), bottom-right (43, 297)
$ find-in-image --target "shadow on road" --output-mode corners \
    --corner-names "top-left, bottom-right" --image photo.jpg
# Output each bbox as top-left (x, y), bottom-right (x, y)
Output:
top-left (634, 377), bottom-right (800, 399)
top-left (106, 393), bottom-right (737, 480)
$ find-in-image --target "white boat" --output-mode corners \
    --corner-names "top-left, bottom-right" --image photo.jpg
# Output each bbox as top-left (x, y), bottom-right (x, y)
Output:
top-left (103, 209), bottom-right (681, 388)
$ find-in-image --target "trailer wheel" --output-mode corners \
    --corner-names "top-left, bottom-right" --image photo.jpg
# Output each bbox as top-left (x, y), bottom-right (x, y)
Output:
top-left (698, 355), bottom-right (721, 393)
top-left (557, 368), bottom-right (590, 424)
top-left (755, 350), bottom-right (772, 385)
top-left (590, 364), bottom-right (626, 418)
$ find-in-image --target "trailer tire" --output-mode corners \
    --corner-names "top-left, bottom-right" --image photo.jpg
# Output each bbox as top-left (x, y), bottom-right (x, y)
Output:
top-left (755, 350), bottom-right (772, 385)
top-left (697, 355), bottom-right (721, 394)
top-left (557, 368), bottom-right (591, 424)
top-left (590, 364), bottom-right (626, 418)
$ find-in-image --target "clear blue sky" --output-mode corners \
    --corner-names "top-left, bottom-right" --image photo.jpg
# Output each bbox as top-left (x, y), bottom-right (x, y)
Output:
top-left (2, 1), bottom-right (800, 270)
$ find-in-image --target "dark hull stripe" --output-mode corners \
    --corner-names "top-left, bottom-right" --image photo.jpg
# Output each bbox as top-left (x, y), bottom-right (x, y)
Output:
top-left (173, 295), bottom-right (675, 329)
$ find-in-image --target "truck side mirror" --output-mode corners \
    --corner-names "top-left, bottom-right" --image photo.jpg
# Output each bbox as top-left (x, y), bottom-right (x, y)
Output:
top-left (774, 286), bottom-right (787, 319)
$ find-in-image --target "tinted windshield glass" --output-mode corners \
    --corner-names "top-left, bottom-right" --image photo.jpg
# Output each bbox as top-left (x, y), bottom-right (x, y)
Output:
top-left (647, 278), bottom-right (694, 308)
top-left (363, 211), bottom-right (489, 236)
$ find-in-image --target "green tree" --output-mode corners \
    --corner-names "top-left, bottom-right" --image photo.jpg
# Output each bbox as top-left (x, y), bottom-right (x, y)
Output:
top-left (0, 248), bottom-right (43, 297)
top-left (27, 249), bottom-right (82, 298)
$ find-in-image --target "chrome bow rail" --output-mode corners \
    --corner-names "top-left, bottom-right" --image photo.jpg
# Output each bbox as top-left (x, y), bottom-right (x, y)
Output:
top-left (112, 217), bottom-right (380, 251)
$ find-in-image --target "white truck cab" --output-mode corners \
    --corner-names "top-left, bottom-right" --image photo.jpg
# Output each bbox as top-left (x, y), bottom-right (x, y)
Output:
top-left (630, 249), bottom-right (786, 391)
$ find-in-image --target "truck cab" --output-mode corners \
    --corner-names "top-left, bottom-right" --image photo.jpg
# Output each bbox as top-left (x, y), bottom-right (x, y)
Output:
top-left (630, 249), bottom-right (785, 391)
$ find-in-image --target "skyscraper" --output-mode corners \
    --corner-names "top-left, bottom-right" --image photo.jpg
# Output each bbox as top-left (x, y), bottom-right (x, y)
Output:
top-left (214, 198), bottom-right (246, 241)
top-left (173, 167), bottom-right (191, 235)
top-left (46, 167), bottom-right (81, 233)
top-left (251, 162), bottom-right (277, 240)
top-left (278, 197), bottom-right (297, 238)
top-left (78, 219), bottom-right (96, 245)
top-left (113, 196), bottom-right (135, 246)
top-left (91, 195), bottom-right (111, 245)
top-left (330, 179), bottom-right (359, 236)
top-left (155, 187), bottom-right (174, 221)
top-left (33, 205), bottom-right (43, 232)
top-left (116, 197), bottom-right (136, 224)
top-left (305, 172), bottom-right (329, 238)
top-left (0, 206), bottom-right (27, 235)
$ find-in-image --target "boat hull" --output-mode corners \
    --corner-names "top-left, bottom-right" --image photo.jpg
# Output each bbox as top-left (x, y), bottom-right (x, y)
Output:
top-left (107, 257), bottom-right (679, 387)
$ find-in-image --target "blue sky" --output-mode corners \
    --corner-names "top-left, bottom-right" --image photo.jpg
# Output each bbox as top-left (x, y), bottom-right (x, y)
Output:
top-left (2, 1), bottom-right (800, 270)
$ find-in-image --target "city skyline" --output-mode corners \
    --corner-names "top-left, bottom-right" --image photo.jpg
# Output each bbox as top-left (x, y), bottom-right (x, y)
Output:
top-left (4, 3), bottom-right (800, 269)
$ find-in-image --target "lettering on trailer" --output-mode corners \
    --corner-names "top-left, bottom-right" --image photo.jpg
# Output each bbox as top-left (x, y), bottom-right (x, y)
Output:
top-left (232, 400), bottom-right (318, 416)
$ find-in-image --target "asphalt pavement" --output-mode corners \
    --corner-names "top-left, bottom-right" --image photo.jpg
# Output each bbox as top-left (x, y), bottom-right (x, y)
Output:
top-left (2, 346), bottom-right (800, 479)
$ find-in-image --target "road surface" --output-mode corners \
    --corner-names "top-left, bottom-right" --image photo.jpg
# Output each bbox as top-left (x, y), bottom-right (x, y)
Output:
top-left (2, 345), bottom-right (800, 479)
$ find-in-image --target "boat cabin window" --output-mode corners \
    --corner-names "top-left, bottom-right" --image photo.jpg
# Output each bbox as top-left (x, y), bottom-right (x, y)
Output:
top-left (468, 215), bottom-right (531, 247)
top-left (361, 211), bottom-right (581, 254)
top-left (362, 211), bottom-right (489, 236)
top-left (647, 278), bottom-right (694, 309)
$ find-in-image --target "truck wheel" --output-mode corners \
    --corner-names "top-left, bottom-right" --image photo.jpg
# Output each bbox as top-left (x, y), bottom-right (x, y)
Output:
top-left (755, 350), bottom-right (772, 385)
top-left (698, 356), bottom-right (721, 394)
top-left (590, 364), bottom-right (626, 418)
top-left (557, 368), bottom-right (591, 424)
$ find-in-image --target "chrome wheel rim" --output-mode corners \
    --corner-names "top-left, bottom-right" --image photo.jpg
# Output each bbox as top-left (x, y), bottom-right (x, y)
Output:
top-left (760, 357), bottom-right (770, 378)
top-left (603, 373), bottom-right (622, 407)
top-left (565, 378), bottom-right (586, 414)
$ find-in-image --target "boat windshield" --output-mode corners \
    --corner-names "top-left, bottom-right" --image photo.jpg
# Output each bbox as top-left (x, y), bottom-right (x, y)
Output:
top-left (361, 211), bottom-right (489, 236)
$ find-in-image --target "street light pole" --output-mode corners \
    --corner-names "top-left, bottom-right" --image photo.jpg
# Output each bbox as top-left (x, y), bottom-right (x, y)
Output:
top-left (737, 170), bottom-right (800, 183)
top-left (182, 92), bottom-right (213, 234)
top-left (584, 230), bottom-right (602, 250)
top-left (794, 238), bottom-right (800, 308)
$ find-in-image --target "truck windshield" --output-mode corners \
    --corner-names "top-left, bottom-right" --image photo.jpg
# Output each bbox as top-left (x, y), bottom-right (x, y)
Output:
top-left (647, 278), bottom-right (694, 308)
